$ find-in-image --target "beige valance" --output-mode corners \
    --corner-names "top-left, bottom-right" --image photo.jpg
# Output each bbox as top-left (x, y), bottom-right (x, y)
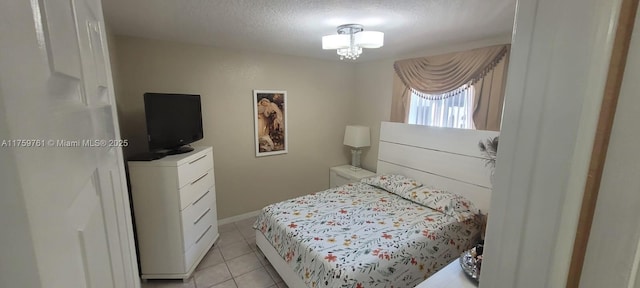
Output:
top-left (393, 44), bottom-right (509, 98)
top-left (390, 44), bottom-right (510, 130)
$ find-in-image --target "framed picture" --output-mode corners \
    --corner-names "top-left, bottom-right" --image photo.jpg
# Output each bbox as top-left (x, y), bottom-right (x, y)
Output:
top-left (253, 90), bottom-right (287, 157)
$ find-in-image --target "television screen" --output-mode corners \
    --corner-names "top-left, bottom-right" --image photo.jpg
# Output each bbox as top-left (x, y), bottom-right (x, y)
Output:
top-left (144, 93), bottom-right (203, 154)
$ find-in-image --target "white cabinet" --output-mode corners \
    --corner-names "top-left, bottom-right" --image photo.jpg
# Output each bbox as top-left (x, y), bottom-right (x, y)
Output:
top-left (329, 165), bottom-right (375, 188)
top-left (128, 146), bottom-right (219, 280)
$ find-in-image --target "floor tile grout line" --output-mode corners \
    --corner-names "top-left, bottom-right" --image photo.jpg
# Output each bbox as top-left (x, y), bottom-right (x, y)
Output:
top-left (231, 276), bottom-right (238, 288)
top-left (227, 254), bottom-right (265, 278)
top-left (141, 219), bottom-right (263, 288)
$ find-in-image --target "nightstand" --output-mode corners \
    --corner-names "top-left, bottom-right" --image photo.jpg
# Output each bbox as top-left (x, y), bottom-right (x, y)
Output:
top-left (329, 165), bottom-right (375, 188)
top-left (415, 259), bottom-right (477, 288)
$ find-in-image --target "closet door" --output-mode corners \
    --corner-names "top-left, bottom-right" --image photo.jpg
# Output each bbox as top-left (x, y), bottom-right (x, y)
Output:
top-left (0, 0), bottom-right (138, 287)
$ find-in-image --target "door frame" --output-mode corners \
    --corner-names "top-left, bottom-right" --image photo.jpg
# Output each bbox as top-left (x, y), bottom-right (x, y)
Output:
top-left (480, 0), bottom-right (629, 287)
top-left (568, 0), bottom-right (640, 286)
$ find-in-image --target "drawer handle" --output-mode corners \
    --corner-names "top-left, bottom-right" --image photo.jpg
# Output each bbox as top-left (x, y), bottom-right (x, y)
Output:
top-left (196, 225), bottom-right (212, 244)
top-left (194, 208), bottom-right (211, 225)
top-left (188, 154), bottom-right (207, 165)
top-left (193, 190), bottom-right (210, 205)
top-left (191, 173), bottom-right (208, 185)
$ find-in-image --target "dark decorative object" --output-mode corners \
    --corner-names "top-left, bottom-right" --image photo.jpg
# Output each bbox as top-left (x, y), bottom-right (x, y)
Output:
top-left (476, 212), bottom-right (488, 240)
top-left (478, 136), bottom-right (499, 168)
top-left (460, 240), bottom-right (485, 284)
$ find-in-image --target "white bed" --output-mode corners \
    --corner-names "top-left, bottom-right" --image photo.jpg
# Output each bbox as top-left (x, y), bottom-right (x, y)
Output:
top-left (255, 122), bottom-right (498, 287)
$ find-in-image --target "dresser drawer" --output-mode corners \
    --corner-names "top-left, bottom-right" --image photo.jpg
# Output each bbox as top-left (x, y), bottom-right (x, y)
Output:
top-left (177, 150), bottom-right (213, 188)
top-left (184, 220), bottom-right (218, 270)
top-left (181, 189), bottom-right (216, 251)
top-left (179, 170), bottom-right (214, 210)
top-left (183, 204), bottom-right (216, 252)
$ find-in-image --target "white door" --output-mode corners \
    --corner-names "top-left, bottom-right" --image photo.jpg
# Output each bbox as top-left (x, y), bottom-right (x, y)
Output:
top-left (0, 0), bottom-right (139, 287)
top-left (579, 3), bottom-right (640, 287)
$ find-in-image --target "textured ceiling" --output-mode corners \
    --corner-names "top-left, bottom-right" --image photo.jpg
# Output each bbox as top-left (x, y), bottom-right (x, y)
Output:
top-left (102, 0), bottom-right (515, 62)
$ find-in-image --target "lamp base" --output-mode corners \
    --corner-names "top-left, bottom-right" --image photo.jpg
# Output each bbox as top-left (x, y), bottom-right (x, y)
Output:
top-left (350, 148), bottom-right (362, 170)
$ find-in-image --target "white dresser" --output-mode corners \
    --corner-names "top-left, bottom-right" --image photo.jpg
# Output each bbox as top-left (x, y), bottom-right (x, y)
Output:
top-left (329, 165), bottom-right (375, 188)
top-left (128, 146), bottom-right (219, 280)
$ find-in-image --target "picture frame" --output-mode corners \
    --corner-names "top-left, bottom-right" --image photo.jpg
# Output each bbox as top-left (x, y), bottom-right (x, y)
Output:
top-left (253, 90), bottom-right (288, 157)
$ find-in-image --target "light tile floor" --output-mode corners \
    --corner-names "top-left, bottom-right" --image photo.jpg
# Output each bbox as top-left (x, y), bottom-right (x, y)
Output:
top-left (141, 216), bottom-right (289, 288)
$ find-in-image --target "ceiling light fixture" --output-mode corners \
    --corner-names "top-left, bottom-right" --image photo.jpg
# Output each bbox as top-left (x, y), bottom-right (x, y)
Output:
top-left (322, 24), bottom-right (384, 60)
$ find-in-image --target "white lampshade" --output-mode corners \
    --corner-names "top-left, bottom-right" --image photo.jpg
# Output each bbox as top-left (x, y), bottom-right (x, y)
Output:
top-left (355, 31), bottom-right (384, 48)
top-left (343, 125), bottom-right (371, 148)
top-left (322, 34), bottom-right (350, 49)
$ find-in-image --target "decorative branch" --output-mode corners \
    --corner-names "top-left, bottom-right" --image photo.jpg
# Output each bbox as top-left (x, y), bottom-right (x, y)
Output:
top-left (478, 136), bottom-right (499, 169)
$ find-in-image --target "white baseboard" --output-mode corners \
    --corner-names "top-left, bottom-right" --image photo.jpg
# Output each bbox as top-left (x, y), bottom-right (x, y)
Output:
top-left (217, 209), bottom-right (262, 225)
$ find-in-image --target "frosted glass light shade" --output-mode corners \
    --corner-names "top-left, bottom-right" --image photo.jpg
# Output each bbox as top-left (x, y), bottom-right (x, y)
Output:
top-left (322, 34), bottom-right (350, 49)
top-left (323, 24), bottom-right (383, 60)
top-left (343, 125), bottom-right (371, 148)
top-left (355, 31), bottom-right (384, 48)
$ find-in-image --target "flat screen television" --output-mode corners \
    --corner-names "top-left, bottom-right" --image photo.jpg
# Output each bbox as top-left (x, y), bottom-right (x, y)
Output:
top-left (144, 93), bottom-right (203, 155)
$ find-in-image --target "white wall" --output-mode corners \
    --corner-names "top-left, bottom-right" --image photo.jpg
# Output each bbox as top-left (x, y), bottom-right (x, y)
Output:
top-left (111, 36), bottom-right (355, 218)
top-left (352, 35), bottom-right (511, 171)
top-left (580, 2), bottom-right (640, 286)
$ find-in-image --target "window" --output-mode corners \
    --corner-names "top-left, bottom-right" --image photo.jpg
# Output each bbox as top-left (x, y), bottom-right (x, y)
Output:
top-left (407, 86), bottom-right (475, 129)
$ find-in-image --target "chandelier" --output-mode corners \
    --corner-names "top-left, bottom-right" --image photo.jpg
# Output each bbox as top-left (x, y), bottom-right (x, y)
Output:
top-left (322, 24), bottom-right (384, 60)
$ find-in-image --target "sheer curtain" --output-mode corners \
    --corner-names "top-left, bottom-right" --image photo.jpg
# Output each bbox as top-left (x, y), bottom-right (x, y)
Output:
top-left (408, 86), bottom-right (475, 129)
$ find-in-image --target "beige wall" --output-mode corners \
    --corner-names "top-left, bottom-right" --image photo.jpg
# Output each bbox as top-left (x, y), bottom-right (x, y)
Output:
top-left (110, 34), bottom-right (511, 219)
top-left (352, 35), bottom-right (512, 171)
top-left (111, 35), bottom-right (355, 218)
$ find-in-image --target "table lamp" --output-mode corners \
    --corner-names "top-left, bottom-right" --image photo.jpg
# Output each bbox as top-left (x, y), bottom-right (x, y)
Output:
top-left (343, 125), bottom-right (370, 170)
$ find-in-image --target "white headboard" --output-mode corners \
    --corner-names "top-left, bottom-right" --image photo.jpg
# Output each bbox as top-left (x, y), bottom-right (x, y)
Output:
top-left (376, 122), bottom-right (498, 212)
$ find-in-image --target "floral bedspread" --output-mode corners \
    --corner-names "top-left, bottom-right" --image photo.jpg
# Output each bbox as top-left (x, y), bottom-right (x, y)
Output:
top-left (254, 182), bottom-right (480, 288)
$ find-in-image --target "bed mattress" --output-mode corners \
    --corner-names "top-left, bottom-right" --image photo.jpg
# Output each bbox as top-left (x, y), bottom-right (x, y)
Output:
top-left (254, 182), bottom-right (480, 288)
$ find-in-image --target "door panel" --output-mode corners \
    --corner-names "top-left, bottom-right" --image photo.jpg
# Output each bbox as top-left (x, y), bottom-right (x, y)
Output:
top-left (88, 21), bottom-right (110, 105)
top-left (73, 0), bottom-right (100, 107)
top-left (97, 154), bottom-right (130, 288)
top-left (42, 0), bottom-right (82, 80)
top-left (68, 174), bottom-right (115, 288)
top-left (0, 0), bottom-right (139, 287)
